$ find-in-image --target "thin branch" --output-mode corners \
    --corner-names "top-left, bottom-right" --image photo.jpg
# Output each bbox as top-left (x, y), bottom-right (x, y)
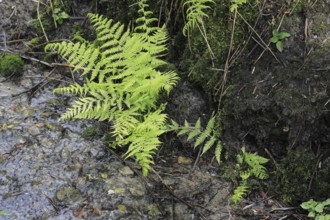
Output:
top-left (36, 0), bottom-right (49, 42)
top-left (237, 11), bottom-right (281, 64)
top-left (217, 9), bottom-right (237, 106)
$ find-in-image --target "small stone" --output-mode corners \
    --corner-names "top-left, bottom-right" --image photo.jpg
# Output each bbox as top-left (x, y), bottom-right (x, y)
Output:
top-left (129, 187), bottom-right (144, 198)
top-left (177, 156), bottom-right (192, 164)
top-left (61, 149), bottom-right (71, 158)
top-left (100, 173), bottom-right (108, 179)
top-left (93, 207), bottom-right (102, 216)
top-left (117, 204), bottom-right (127, 212)
top-left (56, 186), bottom-right (82, 204)
top-left (147, 204), bottom-right (161, 218)
top-left (119, 166), bottom-right (134, 176)
top-left (107, 189), bottom-right (115, 195)
top-left (114, 188), bottom-right (125, 194)
top-left (28, 125), bottom-right (40, 136)
top-left (0, 155), bottom-right (5, 164)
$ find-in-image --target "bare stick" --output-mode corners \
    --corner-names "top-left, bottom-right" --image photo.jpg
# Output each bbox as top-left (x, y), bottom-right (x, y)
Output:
top-left (37, 0), bottom-right (49, 42)
top-left (237, 12), bottom-right (281, 64)
top-left (217, 9), bottom-right (237, 106)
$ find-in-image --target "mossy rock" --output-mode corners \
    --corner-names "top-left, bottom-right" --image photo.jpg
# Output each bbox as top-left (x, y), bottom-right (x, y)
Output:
top-left (0, 53), bottom-right (24, 77)
top-left (270, 148), bottom-right (330, 205)
top-left (179, 1), bottom-right (258, 99)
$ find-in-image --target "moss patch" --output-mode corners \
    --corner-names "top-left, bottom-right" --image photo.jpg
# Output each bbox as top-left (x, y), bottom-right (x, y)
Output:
top-left (180, 1), bottom-right (258, 99)
top-left (271, 148), bottom-right (330, 204)
top-left (0, 53), bottom-right (24, 77)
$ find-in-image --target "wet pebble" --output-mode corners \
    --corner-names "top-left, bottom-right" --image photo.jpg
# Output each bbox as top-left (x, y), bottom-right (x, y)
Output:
top-left (119, 166), bottom-right (134, 176)
top-left (28, 125), bottom-right (41, 136)
top-left (56, 186), bottom-right (82, 205)
top-left (129, 187), bottom-right (145, 198)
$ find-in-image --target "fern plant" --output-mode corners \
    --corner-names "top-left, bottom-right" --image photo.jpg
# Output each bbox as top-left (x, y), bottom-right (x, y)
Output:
top-left (45, 0), bottom-right (178, 176)
top-left (182, 0), bottom-right (215, 61)
top-left (170, 115), bottom-right (222, 163)
top-left (230, 0), bottom-right (247, 12)
top-left (232, 147), bottom-right (269, 204)
top-left (182, 0), bottom-right (214, 36)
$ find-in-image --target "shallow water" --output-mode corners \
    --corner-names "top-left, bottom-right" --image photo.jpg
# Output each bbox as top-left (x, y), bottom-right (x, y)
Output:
top-left (0, 74), bottom-right (151, 219)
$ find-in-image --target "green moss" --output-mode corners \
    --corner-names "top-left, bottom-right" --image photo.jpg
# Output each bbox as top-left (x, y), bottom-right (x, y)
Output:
top-left (81, 124), bottom-right (108, 139)
top-left (180, 1), bottom-right (258, 99)
top-left (311, 13), bottom-right (329, 36)
top-left (271, 148), bottom-right (330, 205)
top-left (0, 53), bottom-right (24, 77)
top-left (33, 0), bottom-right (72, 35)
top-left (291, 0), bottom-right (308, 14)
top-left (32, 15), bottom-right (53, 35)
top-left (27, 37), bottom-right (41, 47)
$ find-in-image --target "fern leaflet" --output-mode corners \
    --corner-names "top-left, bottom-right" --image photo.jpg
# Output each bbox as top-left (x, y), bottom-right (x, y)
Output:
top-left (175, 115), bottom-right (222, 163)
top-left (182, 0), bottom-right (214, 36)
top-left (232, 184), bottom-right (249, 204)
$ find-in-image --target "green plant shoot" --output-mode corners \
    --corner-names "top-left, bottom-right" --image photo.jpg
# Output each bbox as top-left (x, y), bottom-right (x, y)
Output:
top-left (270, 30), bottom-right (290, 52)
top-left (301, 198), bottom-right (330, 219)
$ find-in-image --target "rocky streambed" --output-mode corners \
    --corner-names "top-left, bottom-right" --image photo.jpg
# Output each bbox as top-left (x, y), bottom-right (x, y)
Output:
top-left (0, 66), bottom-right (234, 219)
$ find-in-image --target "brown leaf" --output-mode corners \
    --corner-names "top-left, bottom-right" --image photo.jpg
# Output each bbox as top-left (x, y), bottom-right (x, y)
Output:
top-left (73, 210), bottom-right (85, 218)
top-left (93, 207), bottom-right (102, 216)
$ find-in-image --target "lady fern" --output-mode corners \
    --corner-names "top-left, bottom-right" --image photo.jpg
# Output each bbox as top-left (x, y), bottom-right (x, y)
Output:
top-left (172, 115), bottom-right (223, 163)
top-left (45, 1), bottom-right (178, 176)
top-left (182, 0), bottom-right (214, 36)
top-left (231, 148), bottom-right (269, 204)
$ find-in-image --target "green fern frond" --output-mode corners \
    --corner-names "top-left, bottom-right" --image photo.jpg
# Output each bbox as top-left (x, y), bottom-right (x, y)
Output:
top-left (194, 116), bottom-right (215, 147)
top-left (240, 170), bottom-right (251, 181)
top-left (182, 0), bottom-right (214, 36)
top-left (135, 0), bottom-right (158, 35)
top-left (175, 115), bottom-right (222, 163)
top-left (244, 152), bottom-right (269, 179)
top-left (230, 0), bottom-right (247, 12)
top-left (178, 120), bottom-right (192, 136)
top-left (215, 141), bottom-right (222, 164)
top-left (123, 110), bottom-right (168, 176)
top-left (232, 184), bottom-right (249, 204)
top-left (53, 82), bottom-right (88, 96)
top-left (46, 0), bottom-right (178, 176)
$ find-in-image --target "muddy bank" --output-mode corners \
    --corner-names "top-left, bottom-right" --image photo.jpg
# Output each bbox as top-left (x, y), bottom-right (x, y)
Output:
top-left (221, 1), bottom-right (330, 203)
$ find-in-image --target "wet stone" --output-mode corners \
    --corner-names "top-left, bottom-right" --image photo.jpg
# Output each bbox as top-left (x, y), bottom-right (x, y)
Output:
top-left (28, 125), bottom-right (41, 136)
top-left (119, 166), bottom-right (134, 176)
top-left (128, 187), bottom-right (145, 198)
top-left (56, 186), bottom-right (82, 205)
top-left (0, 155), bottom-right (5, 164)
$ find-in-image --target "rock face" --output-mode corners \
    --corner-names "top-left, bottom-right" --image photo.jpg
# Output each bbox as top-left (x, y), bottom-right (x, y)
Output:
top-left (220, 2), bottom-right (330, 202)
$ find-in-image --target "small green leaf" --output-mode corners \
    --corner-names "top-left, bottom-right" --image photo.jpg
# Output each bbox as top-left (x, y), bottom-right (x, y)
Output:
top-left (316, 216), bottom-right (325, 220)
top-left (276, 41), bottom-right (283, 52)
top-left (278, 32), bottom-right (290, 39)
top-left (270, 36), bottom-right (278, 43)
top-left (215, 141), bottom-right (222, 164)
top-left (0, 210), bottom-right (10, 215)
top-left (195, 118), bottom-right (201, 129)
top-left (170, 120), bottom-right (179, 130)
top-left (301, 199), bottom-right (317, 209)
top-left (61, 11), bottom-right (70, 19)
top-left (323, 198), bottom-right (330, 206)
top-left (187, 128), bottom-right (201, 141)
top-left (308, 211), bottom-right (316, 218)
top-left (201, 136), bottom-right (216, 154)
top-left (315, 204), bottom-right (324, 213)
